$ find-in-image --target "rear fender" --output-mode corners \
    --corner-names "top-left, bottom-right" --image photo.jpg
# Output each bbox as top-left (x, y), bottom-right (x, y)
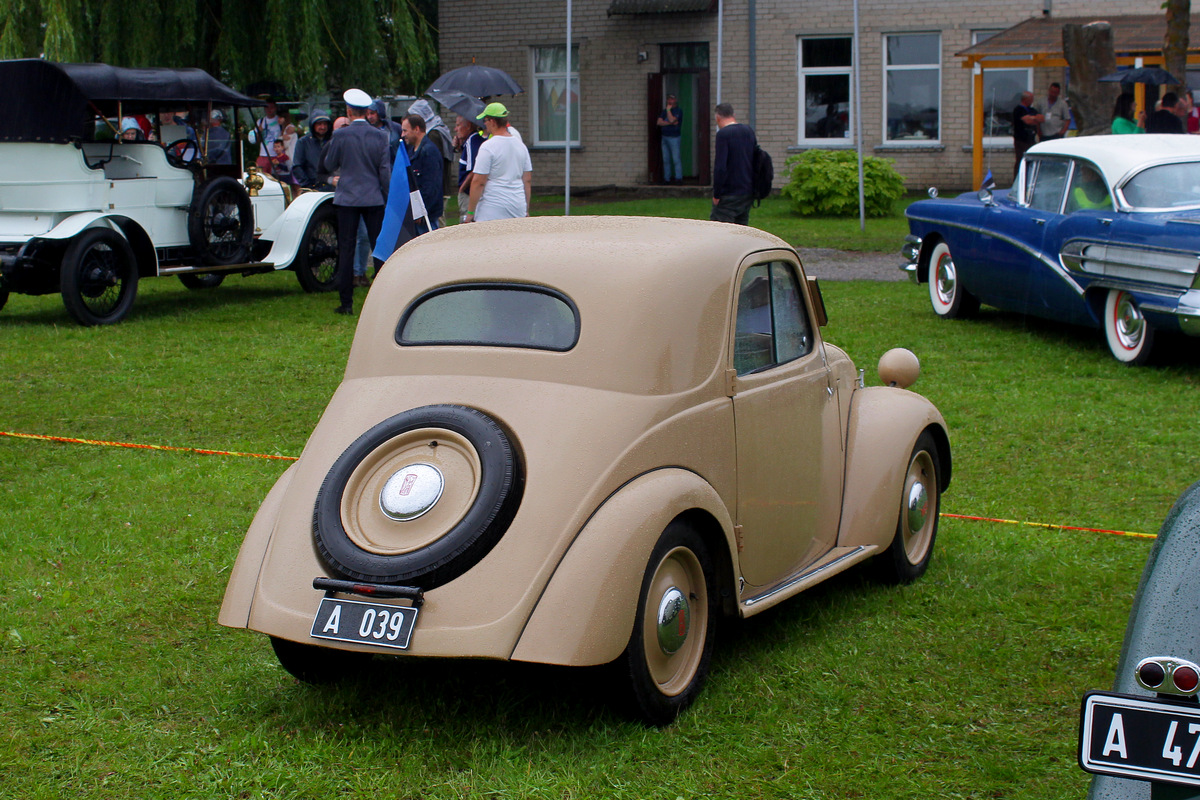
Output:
top-left (510, 468), bottom-right (734, 667)
top-left (259, 191), bottom-right (332, 269)
top-left (218, 463), bottom-right (297, 628)
top-left (837, 387), bottom-right (950, 549)
top-left (39, 213), bottom-right (156, 276)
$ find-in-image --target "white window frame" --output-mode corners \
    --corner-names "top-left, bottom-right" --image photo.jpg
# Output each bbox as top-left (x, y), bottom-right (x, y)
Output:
top-left (972, 30), bottom-right (1032, 146)
top-left (796, 35), bottom-right (855, 145)
top-left (531, 44), bottom-right (580, 147)
top-left (883, 32), bottom-right (942, 144)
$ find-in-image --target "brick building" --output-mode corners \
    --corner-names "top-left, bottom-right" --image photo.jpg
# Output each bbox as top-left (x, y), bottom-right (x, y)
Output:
top-left (438, 0), bottom-right (1164, 192)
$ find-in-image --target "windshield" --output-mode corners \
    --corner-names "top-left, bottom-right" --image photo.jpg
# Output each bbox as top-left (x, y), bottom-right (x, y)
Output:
top-left (1121, 162), bottom-right (1200, 210)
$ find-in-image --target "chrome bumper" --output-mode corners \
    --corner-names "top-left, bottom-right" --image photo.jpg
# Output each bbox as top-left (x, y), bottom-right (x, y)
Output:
top-left (901, 234), bottom-right (921, 283)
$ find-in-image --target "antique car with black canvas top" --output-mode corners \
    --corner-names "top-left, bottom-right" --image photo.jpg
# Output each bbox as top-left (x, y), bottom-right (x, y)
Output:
top-left (0, 59), bottom-right (338, 325)
top-left (220, 216), bottom-right (952, 724)
top-left (902, 135), bottom-right (1200, 365)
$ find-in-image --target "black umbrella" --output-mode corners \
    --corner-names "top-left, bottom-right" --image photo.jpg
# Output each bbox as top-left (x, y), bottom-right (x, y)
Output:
top-left (1099, 67), bottom-right (1185, 88)
top-left (427, 65), bottom-right (523, 98)
top-left (426, 89), bottom-right (486, 121)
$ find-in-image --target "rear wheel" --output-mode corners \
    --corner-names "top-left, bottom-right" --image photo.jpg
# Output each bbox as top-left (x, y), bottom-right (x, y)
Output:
top-left (1104, 288), bottom-right (1155, 366)
top-left (873, 431), bottom-right (941, 584)
top-left (60, 228), bottom-right (138, 326)
top-left (295, 203), bottom-right (339, 293)
top-left (619, 521), bottom-right (717, 726)
top-left (927, 241), bottom-right (979, 319)
top-left (178, 272), bottom-right (225, 290)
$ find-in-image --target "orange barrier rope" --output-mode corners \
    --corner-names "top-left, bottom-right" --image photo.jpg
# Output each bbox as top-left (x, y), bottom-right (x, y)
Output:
top-left (941, 512), bottom-right (1154, 540)
top-left (0, 429), bottom-right (298, 462)
top-left (2, 429), bottom-right (1155, 537)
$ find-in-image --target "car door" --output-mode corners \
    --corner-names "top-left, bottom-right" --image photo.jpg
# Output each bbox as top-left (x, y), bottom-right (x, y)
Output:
top-left (1037, 159), bottom-right (1115, 327)
top-left (730, 257), bottom-right (843, 588)
top-left (975, 156), bottom-right (1070, 312)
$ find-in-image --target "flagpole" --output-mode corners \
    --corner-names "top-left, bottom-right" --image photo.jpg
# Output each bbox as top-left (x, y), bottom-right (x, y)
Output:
top-left (565, 0), bottom-right (572, 216)
top-left (853, 0), bottom-right (864, 230)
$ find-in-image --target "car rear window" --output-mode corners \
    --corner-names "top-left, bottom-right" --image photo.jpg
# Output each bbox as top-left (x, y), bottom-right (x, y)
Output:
top-left (397, 284), bottom-right (579, 351)
top-left (1122, 162), bottom-right (1200, 209)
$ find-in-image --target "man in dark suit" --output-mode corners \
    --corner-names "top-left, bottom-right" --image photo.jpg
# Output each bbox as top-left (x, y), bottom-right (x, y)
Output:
top-left (321, 88), bottom-right (391, 315)
top-left (1011, 91), bottom-right (1040, 181)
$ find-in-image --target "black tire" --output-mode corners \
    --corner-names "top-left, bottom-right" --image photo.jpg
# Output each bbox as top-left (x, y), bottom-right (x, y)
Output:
top-left (927, 241), bottom-right (979, 319)
top-left (313, 405), bottom-right (522, 587)
top-left (294, 203), bottom-right (339, 293)
top-left (270, 636), bottom-right (372, 684)
top-left (1104, 288), bottom-right (1155, 366)
top-left (178, 272), bottom-right (225, 290)
top-left (0, 287), bottom-right (8, 312)
top-left (60, 228), bottom-right (138, 326)
top-left (188, 176), bottom-right (254, 266)
top-left (873, 431), bottom-right (941, 584)
top-left (619, 521), bottom-right (717, 726)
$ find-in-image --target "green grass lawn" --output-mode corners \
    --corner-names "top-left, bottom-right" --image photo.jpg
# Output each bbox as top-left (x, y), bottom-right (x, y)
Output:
top-left (1, 265), bottom-right (1196, 798)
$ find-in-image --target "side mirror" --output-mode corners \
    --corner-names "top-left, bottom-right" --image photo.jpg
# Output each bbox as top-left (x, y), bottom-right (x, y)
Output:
top-left (927, 187), bottom-right (939, 199)
top-left (806, 275), bottom-right (828, 327)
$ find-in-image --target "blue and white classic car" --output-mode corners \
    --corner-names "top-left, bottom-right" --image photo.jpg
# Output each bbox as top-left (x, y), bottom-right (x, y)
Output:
top-left (903, 135), bottom-right (1200, 365)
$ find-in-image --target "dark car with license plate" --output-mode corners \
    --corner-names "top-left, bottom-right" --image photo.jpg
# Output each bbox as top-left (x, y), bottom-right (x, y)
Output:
top-left (903, 135), bottom-right (1200, 365)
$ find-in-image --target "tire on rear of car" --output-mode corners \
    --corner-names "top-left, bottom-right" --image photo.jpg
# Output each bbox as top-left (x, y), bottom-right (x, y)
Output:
top-left (313, 405), bottom-right (523, 588)
top-left (1103, 288), bottom-right (1156, 366)
top-left (188, 176), bottom-right (254, 266)
top-left (60, 227), bottom-right (139, 326)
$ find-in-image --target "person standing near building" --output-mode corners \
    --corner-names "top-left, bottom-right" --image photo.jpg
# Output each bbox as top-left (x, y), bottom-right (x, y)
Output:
top-left (710, 103), bottom-right (756, 225)
top-left (1035, 82), bottom-right (1070, 142)
top-left (320, 88), bottom-right (391, 315)
top-left (293, 110), bottom-right (334, 190)
top-left (1147, 92), bottom-right (1187, 133)
top-left (658, 93), bottom-right (683, 184)
top-left (464, 103), bottom-right (532, 223)
top-left (454, 116), bottom-right (485, 223)
top-left (401, 113), bottom-right (444, 233)
top-left (1012, 91), bottom-right (1040, 179)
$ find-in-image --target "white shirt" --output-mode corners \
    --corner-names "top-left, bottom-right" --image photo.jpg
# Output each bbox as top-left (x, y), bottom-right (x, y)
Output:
top-left (473, 133), bottom-right (532, 221)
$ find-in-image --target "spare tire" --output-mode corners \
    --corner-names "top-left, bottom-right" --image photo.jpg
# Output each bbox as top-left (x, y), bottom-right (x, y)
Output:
top-left (313, 405), bottom-right (523, 587)
top-left (188, 176), bottom-right (254, 266)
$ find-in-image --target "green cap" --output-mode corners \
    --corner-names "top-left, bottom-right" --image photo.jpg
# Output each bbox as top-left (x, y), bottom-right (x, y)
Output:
top-left (477, 102), bottom-right (509, 120)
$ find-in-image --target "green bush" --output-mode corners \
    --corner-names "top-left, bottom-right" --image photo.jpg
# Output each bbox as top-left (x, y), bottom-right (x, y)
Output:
top-left (781, 149), bottom-right (906, 217)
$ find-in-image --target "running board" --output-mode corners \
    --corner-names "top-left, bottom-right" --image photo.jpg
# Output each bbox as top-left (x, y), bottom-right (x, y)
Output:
top-left (158, 261), bottom-right (274, 274)
top-left (740, 545), bottom-right (879, 613)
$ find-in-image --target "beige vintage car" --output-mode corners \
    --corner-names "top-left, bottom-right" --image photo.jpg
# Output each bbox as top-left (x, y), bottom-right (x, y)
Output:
top-left (220, 216), bottom-right (951, 725)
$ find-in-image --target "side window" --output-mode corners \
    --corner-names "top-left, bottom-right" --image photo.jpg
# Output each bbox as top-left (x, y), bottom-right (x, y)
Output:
top-left (734, 261), bottom-right (813, 375)
top-left (1025, 158), bottom-right (1070, 213)
top-left (1064, 162), bottom-right (1112, 213)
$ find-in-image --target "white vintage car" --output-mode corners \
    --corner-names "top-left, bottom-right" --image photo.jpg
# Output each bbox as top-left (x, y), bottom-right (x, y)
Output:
top-left (0, 60), bottom-right (339, 325)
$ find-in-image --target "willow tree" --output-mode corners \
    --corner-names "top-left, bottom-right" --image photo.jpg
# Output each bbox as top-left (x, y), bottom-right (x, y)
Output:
top-left (0, 0), bottom-right (438, 96)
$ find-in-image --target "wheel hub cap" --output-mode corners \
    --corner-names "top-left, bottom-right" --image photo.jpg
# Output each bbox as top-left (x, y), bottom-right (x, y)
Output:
top-left (907, 480), bottom-right (929, 532)
top-left (379, 463), bottom-right (445, 521)
top-left (1115, 296), bottom-right (1144, 347)
top-left (656, 586), bottom-right (690, 655)
top-left (935, 257), bottom-right (956, 302)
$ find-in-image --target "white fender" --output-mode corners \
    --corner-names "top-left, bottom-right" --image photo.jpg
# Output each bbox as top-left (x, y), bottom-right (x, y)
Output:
top-left (259, 192), bottom-right (333, 270)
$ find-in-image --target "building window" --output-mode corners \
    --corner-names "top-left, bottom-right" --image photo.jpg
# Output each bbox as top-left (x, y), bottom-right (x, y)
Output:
top-left (797, 36), bottom-right (853, 143)
top-left (662, 43), bottom-right (709, 70)
top-left (884, 32), bottom-right (940, 142)
top-left (532, 45), bottom-right (580, 146)
top-left (973, 30), bottom-right (1031, 145)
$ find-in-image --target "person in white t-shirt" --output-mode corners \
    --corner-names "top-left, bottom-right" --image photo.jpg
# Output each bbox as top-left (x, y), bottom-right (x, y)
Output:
top-left (464, 103), bottom-right (532, 223)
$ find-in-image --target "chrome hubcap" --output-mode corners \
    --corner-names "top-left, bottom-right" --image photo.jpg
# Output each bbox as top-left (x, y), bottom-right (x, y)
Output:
top-left (907, 480), bottom-right (929, 532)
top-left (656, 586), bottom-right (690, 655)
top-left (935, 255), bottom-right (956, 304)
top-left (379, 463), bottom-right (445, 521)
top-left (1114, 293), bottom-right (1145, 349)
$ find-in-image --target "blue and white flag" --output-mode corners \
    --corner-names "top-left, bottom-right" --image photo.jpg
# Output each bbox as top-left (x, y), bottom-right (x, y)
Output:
top-left (373, 144), bottom-right (413, 262)
top-left (981, 169), bottom-right (996, 191)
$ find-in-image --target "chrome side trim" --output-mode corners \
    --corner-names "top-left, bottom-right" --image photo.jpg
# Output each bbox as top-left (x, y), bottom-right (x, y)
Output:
top-left (742, 546), bottom-right (870, 608)
top-left (905, 215), bottom-right (1084, 297)
top-left (1061, 239), bottom-right (1200, 290)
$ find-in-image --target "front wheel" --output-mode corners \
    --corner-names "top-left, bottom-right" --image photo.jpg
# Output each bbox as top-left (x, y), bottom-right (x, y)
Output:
top-left (927, 241), bottom-right (979, 319)
top-left (1104, 289), bottom-right (1155, 365)
top-left (873, 430), bottom-right (941, 584)
top-left (60, 228), bottom-right (138, 325)
top-left (294, 203), bottom-right (339, 293)
top-left (618, 521), bottom-right (717, 726)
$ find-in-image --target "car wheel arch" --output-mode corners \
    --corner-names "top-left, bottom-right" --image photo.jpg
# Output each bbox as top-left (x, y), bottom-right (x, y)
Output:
top-left (916, 234), bottom-right (945, 284)
top-left (104, 217), bottom-right (156, 277)
top-left (509, 468), bottom-right (737, 668)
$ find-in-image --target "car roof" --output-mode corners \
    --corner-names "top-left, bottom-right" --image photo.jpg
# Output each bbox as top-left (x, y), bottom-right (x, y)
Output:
top-left (0, 59), bottom-right (262, 144)
top-left (1025, 134), bottom-right (1200, 187)
top-left (353, 216), bottom-right (796, 395)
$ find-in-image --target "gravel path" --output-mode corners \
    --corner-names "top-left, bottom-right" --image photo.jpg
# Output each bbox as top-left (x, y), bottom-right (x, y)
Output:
top-left (795, 247), bottom-right (906, 282)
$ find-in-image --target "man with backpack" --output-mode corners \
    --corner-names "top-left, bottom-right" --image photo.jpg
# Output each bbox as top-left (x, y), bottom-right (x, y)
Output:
top-left (710, 103), bottom-right (758, 225)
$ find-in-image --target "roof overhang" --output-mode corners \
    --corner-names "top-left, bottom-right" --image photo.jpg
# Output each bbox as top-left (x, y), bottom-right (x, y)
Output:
top-left (607, 0), bottom-right (714, 16)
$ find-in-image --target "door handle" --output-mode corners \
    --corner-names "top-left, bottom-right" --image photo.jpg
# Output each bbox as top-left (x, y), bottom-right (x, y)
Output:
top-left (1034, 218), bottom-right (1046, 226)
top-left (1099, 218), bottom-right (1113, 225)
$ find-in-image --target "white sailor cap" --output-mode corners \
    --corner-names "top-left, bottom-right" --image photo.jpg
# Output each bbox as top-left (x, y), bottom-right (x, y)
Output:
top-left (343, 88), bottom-right (373, 109)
